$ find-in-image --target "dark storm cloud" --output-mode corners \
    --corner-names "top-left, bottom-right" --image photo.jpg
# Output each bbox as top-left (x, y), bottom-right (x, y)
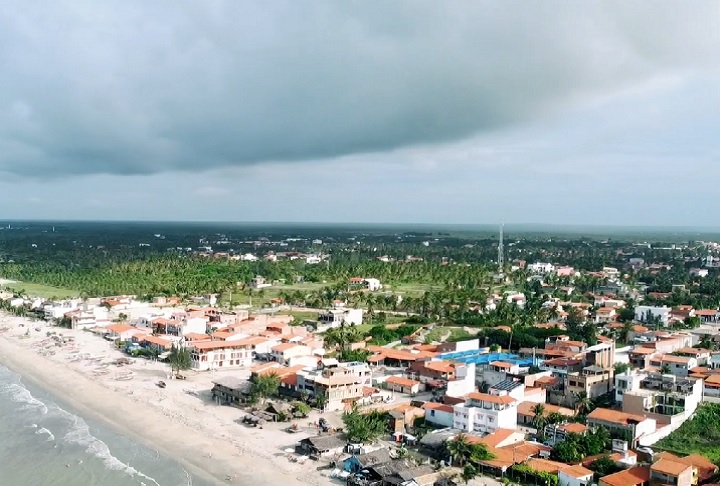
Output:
top-left (0, 1), bottom-right (717, 177)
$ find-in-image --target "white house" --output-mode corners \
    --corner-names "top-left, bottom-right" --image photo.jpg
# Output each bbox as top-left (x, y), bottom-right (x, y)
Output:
top-left (558, 465), bottom-right (594, 486)
top-left (528, 262), bottom-right (555, 274)
top-left (188, 338), bottom-right (261, 371)
top-left (452, 392), bottom-right (518, 434)
top-left (422, 402), bottom-right (454, 428)
top-left (317, 308), bottom-right (363, 330)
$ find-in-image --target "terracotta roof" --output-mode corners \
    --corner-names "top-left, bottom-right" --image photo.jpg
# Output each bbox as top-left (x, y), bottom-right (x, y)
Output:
top-left (386, 376), bottom-right (421, 387)
top-left (588, 407), bottom-right (649, 426)
top-left (630, 347), bottom-right (656, 355)
top-left (473, 428), bottom-right (520, 448)
top-left (652, 458), bottom-right (693, 477)
top-left (560, 464), bottom-right (593, 479)
top-left (423, 360), bottom-right (458, 373)
top-left (422, 402), bottom-right (453, 413)
top-left (467, 392), bottom-right (516, 405)
top-left (489, 361), bottom-right (515, 369)
top-left (561, 422), bottom-right (589, 434)
top-left (106, 323), bottom-right (135, 333)
top-left (599, 466), bottom-right (650, 486)
top-left (535, 376), bottom-right (559, 386)
top-left (695, 309), bottom-right (718, 316)
top-left (271, 342), bottom-right (299, 352)
top-left (184, 332), bottom-right (210, 341)
top-left (677, 347), bottom-right (710, 355)
top-left (139, 335), bottom-right (172, 347)
top-left (191, 337), bottom-right (262, 351)
top-left (655, 354), bottom-right (693, 364)
top-left (678, 453), bottom-right (718, 479)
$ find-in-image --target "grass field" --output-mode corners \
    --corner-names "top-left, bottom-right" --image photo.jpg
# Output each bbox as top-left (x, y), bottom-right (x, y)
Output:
top-left (385, 282), bottom-right (441, 296)
top-left (221, 282), bottom-right (327, 308)
top-left (424, 326), bottom-right (472, 343)
top-left (1, 282), bottom-right (79, 299)
top-left (655, 403), bottom-right (720, 462)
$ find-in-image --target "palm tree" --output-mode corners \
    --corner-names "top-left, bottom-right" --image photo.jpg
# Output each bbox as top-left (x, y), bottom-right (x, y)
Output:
top-left (532, 403), bottom-right (547, 436)
top-left (445, 434), bottom-right (472, 466)
top-left (168, 345), bottom-right (191, 377)
top-left (574, 391), bottom-right (594, 416)
top-left (547, 412), bottom-right (566, 425)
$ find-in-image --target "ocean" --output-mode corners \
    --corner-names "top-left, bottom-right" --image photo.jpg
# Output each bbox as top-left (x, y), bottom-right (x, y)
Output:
top-left (0, 363), bottom-right (214, 486)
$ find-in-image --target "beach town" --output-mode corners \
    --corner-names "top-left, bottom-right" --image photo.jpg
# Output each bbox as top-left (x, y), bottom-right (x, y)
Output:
top-left (2, 275), bottom-right (720, 486)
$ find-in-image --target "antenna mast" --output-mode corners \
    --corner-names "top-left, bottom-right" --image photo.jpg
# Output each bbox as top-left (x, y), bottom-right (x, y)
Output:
top-left (497, 224), bottom-right (504, 270)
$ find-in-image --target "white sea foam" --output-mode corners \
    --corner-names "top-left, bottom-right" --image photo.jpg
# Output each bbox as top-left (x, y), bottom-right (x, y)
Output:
top-left (62, 413), bottom-right (160, 486)
top-left (0, 382), bottom-right (49, 414)
top-left (36, 426), bottom-right (55, 442)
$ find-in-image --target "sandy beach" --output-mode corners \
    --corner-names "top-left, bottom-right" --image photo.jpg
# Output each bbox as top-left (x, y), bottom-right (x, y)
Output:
top-left (0, 312), bottom-right (338, 486)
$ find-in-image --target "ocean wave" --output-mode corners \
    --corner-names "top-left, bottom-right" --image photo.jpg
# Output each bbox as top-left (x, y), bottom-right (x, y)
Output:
top-left (0, 382), bottom-right (49, 414)
top-left (63, 414), bottom-right (160, 486)
top-left (36, 426), bottom-right (55, 442)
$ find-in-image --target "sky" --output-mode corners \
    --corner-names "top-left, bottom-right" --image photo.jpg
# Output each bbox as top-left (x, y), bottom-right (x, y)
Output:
top-left (1, 1), bottom-right (719, 225)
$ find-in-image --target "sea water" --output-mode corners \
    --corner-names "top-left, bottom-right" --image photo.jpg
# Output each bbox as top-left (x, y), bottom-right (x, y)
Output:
top-left (0, 363), bottom-right (214, 486)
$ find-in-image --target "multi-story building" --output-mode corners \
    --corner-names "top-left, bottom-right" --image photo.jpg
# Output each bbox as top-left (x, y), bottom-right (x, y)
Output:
top-left (296, 361), bottom-right (371, 412)
top-left (649, 354), bottom-right (698, 377)
top-left (452, 392), bottom-right (518, 434)
top-left (620, 373), bottom-right (702, 426)
top-left (567, 366), bottom-right (614, 400)
top-left (188, 337), bottom-right (264, 370)
top-left (316, 308), bottom-right (363, 330)
top-left (587, 408), bottom-right (656, 446)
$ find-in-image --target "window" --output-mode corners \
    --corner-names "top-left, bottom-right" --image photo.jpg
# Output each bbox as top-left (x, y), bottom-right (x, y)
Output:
top-left (430, 410), bottom-right (435, 416)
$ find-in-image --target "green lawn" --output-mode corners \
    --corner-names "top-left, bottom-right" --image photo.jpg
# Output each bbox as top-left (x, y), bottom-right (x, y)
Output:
top-left (1, 282), bottom-right (79, 299)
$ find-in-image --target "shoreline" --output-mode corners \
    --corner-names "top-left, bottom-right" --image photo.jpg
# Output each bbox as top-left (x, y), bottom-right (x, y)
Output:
top-left (0, 314), bottom-right (329, 486)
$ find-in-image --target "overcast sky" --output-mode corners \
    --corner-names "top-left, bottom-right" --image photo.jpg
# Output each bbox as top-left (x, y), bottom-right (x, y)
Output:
top-left (1, 1), bottom-right (718, 225)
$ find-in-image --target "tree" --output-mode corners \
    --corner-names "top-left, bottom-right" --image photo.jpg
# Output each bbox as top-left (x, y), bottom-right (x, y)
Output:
top-left (551, 437), bottom-right (582, 463)
top-left (313, 389), bottom-right (328, 411)
top-left (573, 391), bottom-right (594, 417)
top-left (462, 464), bottom-right (478, 482)
top-left (614, 362), bottom-right (630, 375)
top-left (588, 455), bottom-right (620, 476)
top-left (445, 434), bottom-right (473, 466)
top-left (546, 412), bottom-right (566, 425)
top-left (532, 403), bottom-right (547, 436)
top-left (250, 372), bottom-right (281, 403)
top-left (660, 363), bottom-right (671, 374)
top-left (342, 408), bottom-right (387, 443)
top-left (292, 401), bottom-right (311, 418)
top-left (168, 345), bottom-right (191, 377)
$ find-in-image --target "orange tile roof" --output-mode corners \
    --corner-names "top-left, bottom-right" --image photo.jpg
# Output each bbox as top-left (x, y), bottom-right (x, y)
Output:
top-left (652, 458), bottom-right (693, 477)
top-left (423, 360), bottom-right (458, 373)
top-left (469, 428), bottom-right (519, 448)
top-left (630, 347), bottom-right (656, 355)
top-left (184, 332), bottom-right (211, 341)
top-left (191, 339), bottom-right (254, 351)
top-left (600, 466), bottom-right (650, 486)
top-left (489, 361), bottom-right (515, 369)
top-left (271, 342), bottom-right (299, 352)
top-left (139, 335), bottom-right (172, 347)
top-left (560, 464), bottom-right (593, 479)
top-left (386, 376), bottom-right (421, 387)
top-left (421, 402), bottom-right (453, 413)
top-left (251, 362), bottom-right (280, 374)
top-left (106, 323), bottom-right (135, 333)
top-left (467, 392), bottom-right (516, 405)
top-left (561, 422), bottom-right (589, 434)
top-left (679, 454), bottom-right (718, 479)
top-left (588, 407), bottom-right (648, 426)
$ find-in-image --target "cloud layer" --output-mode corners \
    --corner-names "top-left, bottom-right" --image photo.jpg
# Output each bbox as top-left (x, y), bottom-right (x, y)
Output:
top-left (1, 1), bottom-right (718, 178)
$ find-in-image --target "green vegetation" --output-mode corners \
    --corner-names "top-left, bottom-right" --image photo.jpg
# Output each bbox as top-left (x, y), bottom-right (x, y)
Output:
top-left (509, 464), bottom-right (559, 486)
top-left (444, 434), bottom-right (494, 468)
top-left (168, 345), bottom-right (192, 377)
top-left (550, 429), bottom-right (611, 463)
top-left (1, 282), bottom-right (79, 300)
top-left (656, 403), bottom-right (720, 461)
top-left (587, 455), bottom-right (622, 477)
top-left (424, 326), bottom-right (471, 343)
top-left (249, 372), bottom-right (281, 403)
top-left (342, 408), bottom-right (388, 443)
top-left (366, 324), bottom-right (420, 345)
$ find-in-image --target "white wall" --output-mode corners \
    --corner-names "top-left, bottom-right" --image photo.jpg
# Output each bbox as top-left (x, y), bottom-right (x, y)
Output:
top-left (558, 471), bottom-right (593, 486)
top-left (425, 408), bottom-right (454, 428)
